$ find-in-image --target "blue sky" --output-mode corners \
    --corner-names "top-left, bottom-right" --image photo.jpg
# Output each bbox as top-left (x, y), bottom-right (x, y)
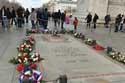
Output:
top-left (15, 0), bottom-right (50, 9)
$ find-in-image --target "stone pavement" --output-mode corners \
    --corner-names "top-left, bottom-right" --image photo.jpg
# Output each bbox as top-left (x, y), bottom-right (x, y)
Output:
top-left (0, 21), bottom-right (125, 83)
top-left (0, 26), bottom-right (27, 83)
top-left (35, 33), bottom-right (125, 83)
top-left (36, 21), bottom-right (125, 83)
top-left (77, 23), bottom-right (125, 53)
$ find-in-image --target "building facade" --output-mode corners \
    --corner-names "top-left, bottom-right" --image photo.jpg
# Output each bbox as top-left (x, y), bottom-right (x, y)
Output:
top-left (48, 0), bottom-right (77, 14)
top-left (75, 0), bottom-right (125, 19)
top-left (0, 0), bottom-right (20, 9)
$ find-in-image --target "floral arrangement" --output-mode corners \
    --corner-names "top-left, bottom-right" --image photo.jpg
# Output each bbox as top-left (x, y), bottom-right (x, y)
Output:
top-left (92, 44), bottom-right (105, 50)
top-left (9, 35), bottom-right (45, 83)
top-left (17, 63), bottom-right (44, 83)
top-left (17, 42), bottom-right (33, 53)
top-left (10, 52), bottom-right (44, 64)
top-left (10, 29), bottom-right (44, 83)
top-left (106, 47), bottom-right (125, 64)
top-left (74, 33), bottom-right (85, 40)
top-left (72, 32), bottom-right (125, 64)
top-left (84, 38), bottom-right (97, 46)
top-left (10, 36), bottom-right (44, 64)
top-left (30, 52), bottom-right (44, 62)
top-left (17, 36), bottom-right (35, 53)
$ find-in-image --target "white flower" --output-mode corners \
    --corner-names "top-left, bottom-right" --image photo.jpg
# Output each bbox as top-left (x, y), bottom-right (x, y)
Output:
top-left (18, 53), bottom-right (21, 57)
top-left (33, 58), bottom-right (38, 62)
top-left (18, 59), bottom-right (22, 63)
top-left (29, 48), bottom-right (32, 51)
top-left (31, 54), bottom-right (35, 58)
top-left (110, 52), bottom-right (115, 55)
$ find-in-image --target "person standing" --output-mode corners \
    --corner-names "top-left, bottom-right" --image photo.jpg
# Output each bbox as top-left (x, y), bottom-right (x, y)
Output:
top-left (11, 7), bottom-right (17, 26)
top-left (86, 13), bottom-right (92, 28)
top-left (44, 8), bottom-right (49, 29)
top-left (57, 10), bottom-right (61, 26)
top-left (73, 17), bottom-right (78, 31)
top-left (17, 6), bottom-right (24, 28)
top-left (36, 8), bottom-right (41, 26)
top-left (114, 14), bottom-right (122, 32)
top-left (104, 14), bottom-right (111, 28)
top-left (6, 8), bottom-right (12, 28)
top-left (53, 12), bottom-right (59, 27)
top-left (30, 8), bottom-right (36, 29)
top-left (53, 10), bottom-right (61, 27)
top-left (40, 8), bottom-right (48, 29)
top-left (48, 12), bottom-right (51, 21)
top-left (22, 8), bottom-right (25, 25)
top-left (93, 13), bottom-right (99, 29)
top-left (0, 6), bottom-right (8, 28)
top-left (24, 8), bottom-right (30, 23)
top-left (61, 11), bottom-right (66, 30)
top-left (119, 15), bottom-right (124, 31)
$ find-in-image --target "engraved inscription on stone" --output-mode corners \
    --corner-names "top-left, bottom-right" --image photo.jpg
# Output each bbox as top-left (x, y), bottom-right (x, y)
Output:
top-left (53, 46), bottom-right (88, 57)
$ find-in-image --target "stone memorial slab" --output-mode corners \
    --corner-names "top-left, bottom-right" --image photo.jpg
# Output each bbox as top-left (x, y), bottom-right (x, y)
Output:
top-left (36, 34), bottom-right (125, 82)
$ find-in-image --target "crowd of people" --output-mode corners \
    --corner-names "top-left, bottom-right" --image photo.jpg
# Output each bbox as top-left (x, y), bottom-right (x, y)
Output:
top-left (0, 6), bottom-right (79, 31)
top-left (0, 6), bottom-right (27, 28)
top-left (114, 14), bottom-right (125, 32)
top-left (85, 12), bottom-right (125, 32)
top-left (0, 6), bottom-right (49, 29)
top-left (51, 10), bottom-right (78, 31)
top-left (1, 5), bottom-right (125, 33)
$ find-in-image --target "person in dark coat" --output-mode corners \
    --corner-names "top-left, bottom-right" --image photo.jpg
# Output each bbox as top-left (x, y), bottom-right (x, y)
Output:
top-left (0, 6), bottom-right (9, 28)
top-left (119, 15), bottom-right (124, 31)
top-left (0, 6), bottom-right (7, 18)
top-left (40, 8), bottom-right (48, 29)
top-left (93, 13), bottom-right (99, 29)
top-left (52, 12), bottom-right (58, 27)
top-left (6, 8), bottom-right (11, 19)
top-left (114, 14), bottom-right (122, 32)
top-left (48, 12), bottom-right (51, 21)
top-left (60, 11), bottom-right (66, 30)
top-left (86, 13), bottom-right (92, 28)
top-left (16, 7), bottom-right (24, 28)
top-left (57, 10), bottom-right (61, 26)
top-left (11, 7), bottom-right (17, 25)
top-left (36, 8), bottom-right (41, 26)
top-left (53, 10), bottom-right (61, 28)
top-left (6, 8), bottom-right (12, 28)
top-left (24, 8), bottom-right (30, 23)
top-left (104, 14), bottom-right (111, 28)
